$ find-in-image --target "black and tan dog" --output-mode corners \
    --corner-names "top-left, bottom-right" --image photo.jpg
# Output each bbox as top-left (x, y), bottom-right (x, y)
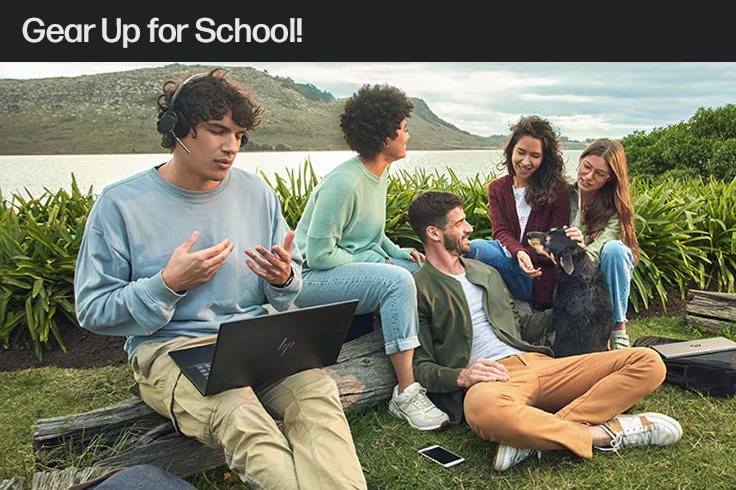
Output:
top-left (527, 228), bottom-right (613, 357)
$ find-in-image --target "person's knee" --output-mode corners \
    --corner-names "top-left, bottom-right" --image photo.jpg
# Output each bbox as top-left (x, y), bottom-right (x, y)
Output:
top-left (386, 265), bottom-right (417, 296)
top-left (629, 347), bottom-right (667, 387)
top-left (466, 239), bottom-right (504, 262)
top-left (464, 387), bottom-right (519, 441)
top-left (465, 239), bottom-right (483, 259)
top-left (601, 240), bottom-right (632, 264)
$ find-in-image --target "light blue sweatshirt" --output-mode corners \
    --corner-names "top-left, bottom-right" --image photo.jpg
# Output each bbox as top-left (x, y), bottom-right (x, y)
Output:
top-left (294, 156), bottom-right (412, 270)
top-left (74, 167), bottom-right (302, 360)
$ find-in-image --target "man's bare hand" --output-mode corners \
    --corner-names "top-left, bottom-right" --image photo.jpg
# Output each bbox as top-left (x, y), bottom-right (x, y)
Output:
top-left (517, 250), bottom-right (542, 278)
top-left (162, 231), bottom-right (234, 292)
top-left (457, 358), bottom-right (511, 388)
top-left (245, 231), bottom-right (295, 286)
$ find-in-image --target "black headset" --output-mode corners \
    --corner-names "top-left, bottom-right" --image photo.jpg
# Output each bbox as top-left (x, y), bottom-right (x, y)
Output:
top-left (156, 73), bottom-right (208, 153)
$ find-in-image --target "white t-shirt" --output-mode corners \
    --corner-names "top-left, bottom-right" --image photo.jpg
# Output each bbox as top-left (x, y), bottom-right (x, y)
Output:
top-left (445, 271), bottom-right (526, 364)
top-left (513, 186), bottom-right (532, 242)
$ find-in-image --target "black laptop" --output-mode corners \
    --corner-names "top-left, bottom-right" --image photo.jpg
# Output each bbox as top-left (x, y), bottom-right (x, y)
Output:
top-left (169, 300), bottom-right (359, 396)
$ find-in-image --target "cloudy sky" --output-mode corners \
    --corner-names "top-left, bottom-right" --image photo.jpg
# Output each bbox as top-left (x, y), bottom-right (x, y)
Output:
top-left (2, 61), bottom-right (735, 141)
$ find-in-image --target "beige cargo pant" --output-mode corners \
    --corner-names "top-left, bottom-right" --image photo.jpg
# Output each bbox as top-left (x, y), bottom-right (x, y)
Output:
top-left (131, 335), bottom-right (367, 490)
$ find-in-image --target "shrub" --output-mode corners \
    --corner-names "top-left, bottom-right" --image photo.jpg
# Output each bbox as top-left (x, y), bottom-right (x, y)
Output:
top-left (3, 162), bottom-right (733, 358)
top-left (0, 176), bottom-right (94, 359)
top-left (622, 104), bottom-right (736, 180)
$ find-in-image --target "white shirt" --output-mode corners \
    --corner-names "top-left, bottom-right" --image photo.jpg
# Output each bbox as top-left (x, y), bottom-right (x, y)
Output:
top-left (513, 186), bottom-right (532, 242)
top-left (445, 271), bottom-right (526, 364)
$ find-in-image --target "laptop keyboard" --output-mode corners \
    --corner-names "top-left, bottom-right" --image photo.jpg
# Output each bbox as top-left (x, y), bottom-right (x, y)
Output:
top-left (193, 361), bottom-right (212, 377)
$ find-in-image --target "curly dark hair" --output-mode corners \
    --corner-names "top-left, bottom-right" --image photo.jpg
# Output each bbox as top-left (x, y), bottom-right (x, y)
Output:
top-left (339, 84), bottom-right (413, 160)
top-left (157, 68), bottom-right (264, 150)
top-left (499, 115), bottom-right (566, 210)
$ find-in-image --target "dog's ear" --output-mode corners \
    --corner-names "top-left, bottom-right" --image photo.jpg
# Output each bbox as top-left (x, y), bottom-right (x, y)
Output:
top-left (559, 252), bottom-right (575, 275)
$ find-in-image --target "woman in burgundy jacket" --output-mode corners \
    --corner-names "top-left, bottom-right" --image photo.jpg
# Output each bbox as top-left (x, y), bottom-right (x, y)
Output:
top-left (465, 116), bottom-right (570, 309)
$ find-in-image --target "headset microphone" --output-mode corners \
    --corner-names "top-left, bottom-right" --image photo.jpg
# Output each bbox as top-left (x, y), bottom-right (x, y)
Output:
top-left (173, 134), bottom-right (191, 154)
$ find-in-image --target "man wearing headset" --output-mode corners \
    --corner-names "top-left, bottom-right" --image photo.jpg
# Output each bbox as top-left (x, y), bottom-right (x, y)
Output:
top-left (73, 69), bottom-right (366, 490)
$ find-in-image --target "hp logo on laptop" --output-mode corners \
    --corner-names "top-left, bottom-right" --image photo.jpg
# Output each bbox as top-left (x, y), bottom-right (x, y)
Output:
top-left (277, 337), bottom-right (296, 356)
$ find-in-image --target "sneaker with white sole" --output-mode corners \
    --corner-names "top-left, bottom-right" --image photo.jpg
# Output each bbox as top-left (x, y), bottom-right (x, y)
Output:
top-left (388, 382), bottom-right (450, 431)
top-left (493, 444), bottom-right (542, 471)
top-left (597, 412), bottom-right (682, 452)
top-left (610, 329), bottom-right (630, 350)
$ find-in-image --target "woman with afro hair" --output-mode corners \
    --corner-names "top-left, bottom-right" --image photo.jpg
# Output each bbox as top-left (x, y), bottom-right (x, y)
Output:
top-left (294, 84), bottom-right (449, 431)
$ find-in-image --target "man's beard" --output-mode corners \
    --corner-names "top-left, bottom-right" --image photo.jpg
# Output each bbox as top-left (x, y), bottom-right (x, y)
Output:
top-left (443, 233), bottom-right (471, 256)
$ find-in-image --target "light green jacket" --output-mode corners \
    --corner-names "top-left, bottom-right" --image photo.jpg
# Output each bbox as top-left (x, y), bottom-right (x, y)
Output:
top-left (569, 183), bottom-right (621, 263)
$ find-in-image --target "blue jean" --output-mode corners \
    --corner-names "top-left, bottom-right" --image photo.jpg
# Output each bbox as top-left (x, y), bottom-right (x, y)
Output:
top-left (87, 464), bottom-right (197, 489)
top-left (466, 239), bottom-right (634, 323)
top-left (464, 240), bottom-right (533, 301)
top-left (295, 258), bottom-right (419, 355)
top-left (600, 240), bottom-right (634, 323)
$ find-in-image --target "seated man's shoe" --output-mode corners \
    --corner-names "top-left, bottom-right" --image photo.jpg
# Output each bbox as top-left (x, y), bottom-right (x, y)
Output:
top-left (597, 412), bottom-right (682, 452)
top-left (610, 329), bottom-right (630, 350)
top-left (388, 382), bottom-right (449, 431)
top-left (493, 444), bottom-right (542, 471)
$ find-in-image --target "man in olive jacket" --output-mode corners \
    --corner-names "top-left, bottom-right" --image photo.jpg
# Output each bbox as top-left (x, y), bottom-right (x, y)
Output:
top-left (407, 191), bottom-right (683, 471)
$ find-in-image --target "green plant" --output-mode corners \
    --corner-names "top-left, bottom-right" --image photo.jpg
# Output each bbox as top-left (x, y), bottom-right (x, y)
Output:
top-left (0, 175), bottom-right (95, 359)
top-left (694, 176), bottom-right (736, 292)
top-left (630, 178), bottom-right (711, 312)
top-left (258, 158), bottom-right (320, 230)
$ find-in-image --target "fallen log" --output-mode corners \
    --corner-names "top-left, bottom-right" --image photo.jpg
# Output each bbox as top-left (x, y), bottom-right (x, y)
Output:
top-left (686, 290), bottom-right (736, 333)
top-left (31, 329), bottom-right (394, 480)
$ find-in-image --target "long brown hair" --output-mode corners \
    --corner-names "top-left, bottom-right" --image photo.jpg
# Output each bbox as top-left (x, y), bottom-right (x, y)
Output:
top-left (500, 116), bottom-right (566, 210)
top-left (579, 139), bottom-right (640, 264)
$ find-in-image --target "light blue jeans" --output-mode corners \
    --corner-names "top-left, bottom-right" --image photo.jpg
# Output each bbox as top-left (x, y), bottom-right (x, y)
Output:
top-left (295, 258), bottom-right (420, 355)
top-left (465, 239), bottom-right (533, 301)
top-left (600, 240), bottom-right (635, 324)
top-left (466, 239), bottom-right (634, 323)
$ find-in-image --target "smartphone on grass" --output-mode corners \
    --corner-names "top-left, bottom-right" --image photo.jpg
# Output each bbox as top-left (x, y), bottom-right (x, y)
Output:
top-left (418, 445), bottom-right (465, 468)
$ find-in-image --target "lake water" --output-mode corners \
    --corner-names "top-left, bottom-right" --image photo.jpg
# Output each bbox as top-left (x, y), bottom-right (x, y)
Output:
top-left (0, 149), bottom-right (584, 197)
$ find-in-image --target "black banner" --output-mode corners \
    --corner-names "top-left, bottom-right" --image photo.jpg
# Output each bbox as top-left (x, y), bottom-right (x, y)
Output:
top-left (1, 7), bottom-right (728, 62)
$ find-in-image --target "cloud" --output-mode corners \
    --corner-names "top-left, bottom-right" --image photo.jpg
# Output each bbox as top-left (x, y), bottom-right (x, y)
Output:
top-left (3, 61), bottom-right (736, 140)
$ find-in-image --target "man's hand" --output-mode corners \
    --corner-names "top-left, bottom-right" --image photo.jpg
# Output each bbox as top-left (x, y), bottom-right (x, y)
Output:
top-left (457, 358), bottom-right (511, 388)
top-left (245, 231), bottom-right (295, 286)
top-left (563, 226), bottom-right (586, 248)
top-left (517, 250), bottom-right (542, 278)
top-left (408, 249), bottom-right (425, 266)
top-left (162, 231), bottom-right (234, 292)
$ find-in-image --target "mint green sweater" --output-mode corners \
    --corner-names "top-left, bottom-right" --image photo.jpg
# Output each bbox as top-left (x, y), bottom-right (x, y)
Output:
top-left (295, 156), bottom-right (412, 270)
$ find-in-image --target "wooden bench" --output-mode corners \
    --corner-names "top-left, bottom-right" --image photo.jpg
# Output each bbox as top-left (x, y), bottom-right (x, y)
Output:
top-left (4, 327), bottom-right (395, 489)
top-left (686, 290), bottom-right (736, 333)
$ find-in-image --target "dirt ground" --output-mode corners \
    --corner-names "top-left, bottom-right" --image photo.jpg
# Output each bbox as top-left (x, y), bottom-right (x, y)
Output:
top-left (0, 322), bottom-right (127, 372)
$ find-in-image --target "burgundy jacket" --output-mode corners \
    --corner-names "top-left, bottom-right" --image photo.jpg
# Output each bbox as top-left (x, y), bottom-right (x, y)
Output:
top-left (487, 174), bottom-right (571, 307)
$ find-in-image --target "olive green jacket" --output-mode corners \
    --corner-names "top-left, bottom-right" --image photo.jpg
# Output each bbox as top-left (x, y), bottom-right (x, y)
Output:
top-left (413, 257), bottom-right (553, 421)
top-left (569, 183), bottom-right (621, 263)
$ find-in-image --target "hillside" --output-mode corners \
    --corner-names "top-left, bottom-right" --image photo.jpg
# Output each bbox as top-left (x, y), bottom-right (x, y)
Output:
top-left (0, 64), bottom-right (506, 154)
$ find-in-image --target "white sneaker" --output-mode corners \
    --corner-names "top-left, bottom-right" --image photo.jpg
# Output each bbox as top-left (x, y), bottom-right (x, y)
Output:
top-left (388, 382), bottom-right (450, 431)
top-left (493, 444), bottom-right (542, 471)
top-left (610, 330), bottom-right (630, 350)
top-left (597, 412), bottom-right (682, 452)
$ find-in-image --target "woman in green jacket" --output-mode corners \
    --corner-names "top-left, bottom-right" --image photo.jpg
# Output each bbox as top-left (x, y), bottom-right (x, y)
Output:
top-left (566, 139), bottom-right (640, 350)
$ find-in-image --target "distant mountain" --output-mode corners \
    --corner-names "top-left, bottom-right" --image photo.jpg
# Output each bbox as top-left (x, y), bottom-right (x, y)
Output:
top-left (0, 64), bottom-right (505, 155)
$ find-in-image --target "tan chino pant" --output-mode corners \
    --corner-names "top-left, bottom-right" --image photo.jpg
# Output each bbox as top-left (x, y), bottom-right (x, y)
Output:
top-left (463, 347), bottom-right (667, 459)
top-left (131, 335), bottom-right (367, 490)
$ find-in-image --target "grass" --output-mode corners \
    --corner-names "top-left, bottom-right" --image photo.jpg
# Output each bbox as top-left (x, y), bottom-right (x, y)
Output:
top-left (0, 364), bottom-right (134, 482)
top-left (2, 315), bottom-right (735, 489)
